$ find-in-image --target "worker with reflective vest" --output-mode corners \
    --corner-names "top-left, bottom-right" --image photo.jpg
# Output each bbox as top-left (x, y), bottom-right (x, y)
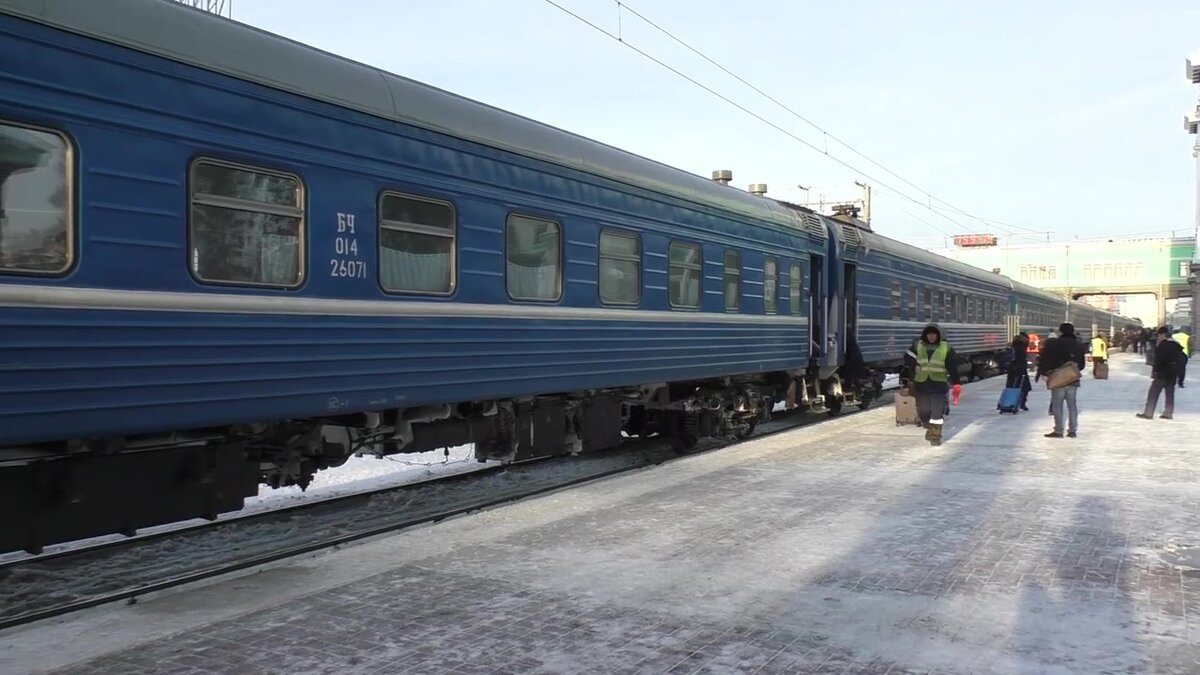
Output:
top-left (1172, 328), bottom-right (1190, 388)
top-left (903, 324), bottom-right (962, 446)
top-left (1091, 333), bottom-right (1108, 364)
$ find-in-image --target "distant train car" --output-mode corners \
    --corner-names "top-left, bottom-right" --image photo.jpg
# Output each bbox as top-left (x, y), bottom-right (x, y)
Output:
top-left (1010, 279), bottom-right (1065, 344)
top-left (816, 213), bottom-right (1011, 383)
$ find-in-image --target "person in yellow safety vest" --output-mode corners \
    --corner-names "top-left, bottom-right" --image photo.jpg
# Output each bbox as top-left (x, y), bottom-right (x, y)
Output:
top-left (903, 324), bottom-right (962, 447)
top-left (1172, 328), bottom-right (1190, 388)
top-left (1090, 333), bottom-right (1108, 374)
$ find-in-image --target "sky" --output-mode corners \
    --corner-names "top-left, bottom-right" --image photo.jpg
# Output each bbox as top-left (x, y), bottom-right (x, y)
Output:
top-left (222, 0), bottom-right (1200, 248)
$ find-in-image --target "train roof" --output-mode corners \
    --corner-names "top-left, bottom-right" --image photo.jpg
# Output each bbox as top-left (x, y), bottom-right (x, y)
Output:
top-left (1008, 278), bottom-right (1068, 306)
top-left (0, 0), bottom-right (811, 231)
top-left (852, 227), bottom-right (1015, 290)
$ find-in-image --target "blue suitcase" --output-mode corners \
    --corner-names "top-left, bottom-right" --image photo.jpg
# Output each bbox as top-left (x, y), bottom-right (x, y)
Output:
top-left (997, 387), bottom-right (1022, 414)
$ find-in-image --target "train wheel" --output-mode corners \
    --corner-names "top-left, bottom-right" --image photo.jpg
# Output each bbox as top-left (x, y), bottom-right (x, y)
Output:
top-left (666, 413), bottom-right (699, 454)
top-left (826, 398), bottom-right (843, 417)
top-left (732, 418), bottom-right (757, 441)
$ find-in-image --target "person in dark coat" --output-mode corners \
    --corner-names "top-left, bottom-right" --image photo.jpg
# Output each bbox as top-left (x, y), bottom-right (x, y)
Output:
top-left (1005, 332), bottom-right (1031, 411)
top-left (1035, 323), bottom-right (1086, 438)
top-left (903, 324), bottom-right (961, 446)
top-left (1137, 326), bottom-right (1185, 420)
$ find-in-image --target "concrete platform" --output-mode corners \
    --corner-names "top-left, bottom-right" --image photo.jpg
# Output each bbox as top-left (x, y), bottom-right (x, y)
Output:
top-left (2, 353), bottom-right (1198, 674)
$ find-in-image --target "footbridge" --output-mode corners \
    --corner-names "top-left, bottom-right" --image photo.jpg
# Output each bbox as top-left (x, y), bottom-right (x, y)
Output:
top-left (936, 237), bottom-right (1196, 324)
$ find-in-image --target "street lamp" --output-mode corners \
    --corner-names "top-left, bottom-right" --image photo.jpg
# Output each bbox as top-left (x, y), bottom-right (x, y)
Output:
top-left (1186, 50), bottom-right (1200, 337)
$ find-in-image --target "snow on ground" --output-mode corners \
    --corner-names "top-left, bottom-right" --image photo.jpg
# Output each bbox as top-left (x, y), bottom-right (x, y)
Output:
top-left (0, 445), bottom-right (488, 564)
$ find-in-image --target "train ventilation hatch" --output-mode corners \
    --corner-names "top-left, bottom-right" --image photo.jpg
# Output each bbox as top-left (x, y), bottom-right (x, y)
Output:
top-left (840, 223), bottom-right (861, 253)
top-left (803, 214), bottom-right (827, 241)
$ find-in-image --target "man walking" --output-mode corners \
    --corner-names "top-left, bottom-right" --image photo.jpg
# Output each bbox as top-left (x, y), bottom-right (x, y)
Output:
top-left (904, 324), bottom-right (962, 446)
top-left (1036, 323), bottom-right (1086, 438)
top-left (1171, 327), bottom-right (1190, 388)
top-left (1139, 327), bottom-right (1186, 420)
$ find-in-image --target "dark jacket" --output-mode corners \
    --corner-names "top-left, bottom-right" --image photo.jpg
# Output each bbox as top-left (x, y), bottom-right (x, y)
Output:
top-left (1006, 336), bottom-right (1028, 374)
top-left (1036, 334), bottom-right (1085, 378)
top-left (904, 324), bottom-right (960, 393)
top-left (1153, 339), bottom-right (1186, 380)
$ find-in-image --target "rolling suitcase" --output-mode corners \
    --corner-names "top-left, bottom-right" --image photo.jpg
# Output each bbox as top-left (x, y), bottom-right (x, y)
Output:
top-left (997, 386), bottom-right (1022, 414)
top-left (895, 389), bottom-right (921, 426)
top-left (1094, 361), bottom-right (1109, 380)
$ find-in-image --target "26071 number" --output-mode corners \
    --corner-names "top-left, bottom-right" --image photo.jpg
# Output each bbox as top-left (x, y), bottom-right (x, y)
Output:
top-left (330, 259), bottom-right (367, 278)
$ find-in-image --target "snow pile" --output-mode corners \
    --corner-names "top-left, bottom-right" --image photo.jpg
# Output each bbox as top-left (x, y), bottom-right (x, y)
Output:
top-left (0, 445), bottom-right (485, 564)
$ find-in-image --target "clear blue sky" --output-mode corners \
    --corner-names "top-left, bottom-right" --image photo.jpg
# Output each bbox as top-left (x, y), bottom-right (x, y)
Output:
top-left (228, 0), bottom-right (1200, 247)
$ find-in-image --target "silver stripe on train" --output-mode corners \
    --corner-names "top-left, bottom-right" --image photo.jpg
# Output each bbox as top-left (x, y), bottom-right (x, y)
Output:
top-left (0, 284), bottom-right (811, 325)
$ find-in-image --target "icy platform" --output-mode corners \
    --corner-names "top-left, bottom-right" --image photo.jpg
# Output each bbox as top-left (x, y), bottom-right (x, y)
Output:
top-left (2, 354), bottom-right (1198, 674)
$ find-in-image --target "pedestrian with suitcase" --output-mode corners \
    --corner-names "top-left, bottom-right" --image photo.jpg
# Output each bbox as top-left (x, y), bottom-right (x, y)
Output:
top-left (903, 324), bottom-right (962, 446)
top-left (1001, 332), bottom-right (1032, 412)
top-left (1091, 333), bottom-right (1108, 379)
top-left (1036, 323), bottom-right (1086, 439)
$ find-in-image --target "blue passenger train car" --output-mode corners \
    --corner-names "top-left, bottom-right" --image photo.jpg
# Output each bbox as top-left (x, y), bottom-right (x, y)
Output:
top-left (0, 0), bottom-right (831, 552)
top-left (0, 0), bottom-right (1137, 553)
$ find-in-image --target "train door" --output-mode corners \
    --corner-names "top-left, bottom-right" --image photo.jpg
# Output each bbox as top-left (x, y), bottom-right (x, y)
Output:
top-left (809, 254), bottom-right (824, 356)
top-left (843, 263), bottom-right (858, 346)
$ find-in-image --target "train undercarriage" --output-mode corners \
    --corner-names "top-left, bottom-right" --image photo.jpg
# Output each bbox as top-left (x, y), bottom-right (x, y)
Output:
top-left (0, 364), bottom-right (898, 555)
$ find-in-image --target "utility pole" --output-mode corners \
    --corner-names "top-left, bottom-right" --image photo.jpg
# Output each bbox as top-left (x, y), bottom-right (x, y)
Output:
top-left (169, 0), bottom-right (232, 18)
top-left (854, 181), bottom-right (872, 225)
top-left (1186, 52), bottom-right (1200, 337)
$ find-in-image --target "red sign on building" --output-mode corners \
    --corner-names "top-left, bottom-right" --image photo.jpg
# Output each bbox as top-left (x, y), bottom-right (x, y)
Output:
top-left (952, 234), bottom-right (999, 248)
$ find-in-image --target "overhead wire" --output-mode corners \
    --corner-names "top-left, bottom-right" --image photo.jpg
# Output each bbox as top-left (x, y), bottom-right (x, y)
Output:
top-left (543, 0), bottom-right (1043, 238)
top-left (614, 0), bottom-right (1049, 237)
top-left (539, 0), bottom-right (972, 238)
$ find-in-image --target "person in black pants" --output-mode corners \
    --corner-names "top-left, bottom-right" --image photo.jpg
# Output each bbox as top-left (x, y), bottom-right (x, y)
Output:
top-left (1005, 332), bottom-right (1031, 411)
top-left (1138, 327), bottom-right (1185, 420)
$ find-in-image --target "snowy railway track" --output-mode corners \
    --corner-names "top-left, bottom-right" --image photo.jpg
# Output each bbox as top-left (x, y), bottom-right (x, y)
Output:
top-left (0, 391), bottom-right (905, 632)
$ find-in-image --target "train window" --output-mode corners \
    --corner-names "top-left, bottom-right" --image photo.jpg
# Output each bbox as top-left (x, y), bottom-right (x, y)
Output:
top-left (668, 241), bottom-right (701, 308)
top-left (190, 160), bottom-right (304, 287)
top-left (910, 286), bottom-right (919, 321)
top-left (598, 229), bottom-right (641, 305)
top-left (0, 122), bottom-right (73, 275)
top-left (506, 214), bottom-right (561, 301)
top-left (379, 192), bottom-right (455, 294)
top-left (890, 280), bottom-right (901, 320)
top-left (790, 262), bottom-right (803, 315)
top-left (968, 296), bottom-right (976, 323)
top-left (924, 288), bottom-right (933, 321)
top-left (957, 295), bottom-right (966, 323)
top-left (763, 256), bottom-right (778, 314)
top-left (934, 291), bottom-right (944, 322)
top-left (723, 251), bottom-right (741, 311)
top-left (945, 294), bottom-right (954, 322)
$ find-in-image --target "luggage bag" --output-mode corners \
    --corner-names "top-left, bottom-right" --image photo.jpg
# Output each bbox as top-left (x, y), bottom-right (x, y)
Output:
top-left (997, 387), bottom-right (1022, 414)
top-left (895, 389), bottom-right (921, 426)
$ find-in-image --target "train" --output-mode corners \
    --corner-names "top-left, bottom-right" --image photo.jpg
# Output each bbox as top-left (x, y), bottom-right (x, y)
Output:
top-left (0, 0), bottom-right (1133, 554)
